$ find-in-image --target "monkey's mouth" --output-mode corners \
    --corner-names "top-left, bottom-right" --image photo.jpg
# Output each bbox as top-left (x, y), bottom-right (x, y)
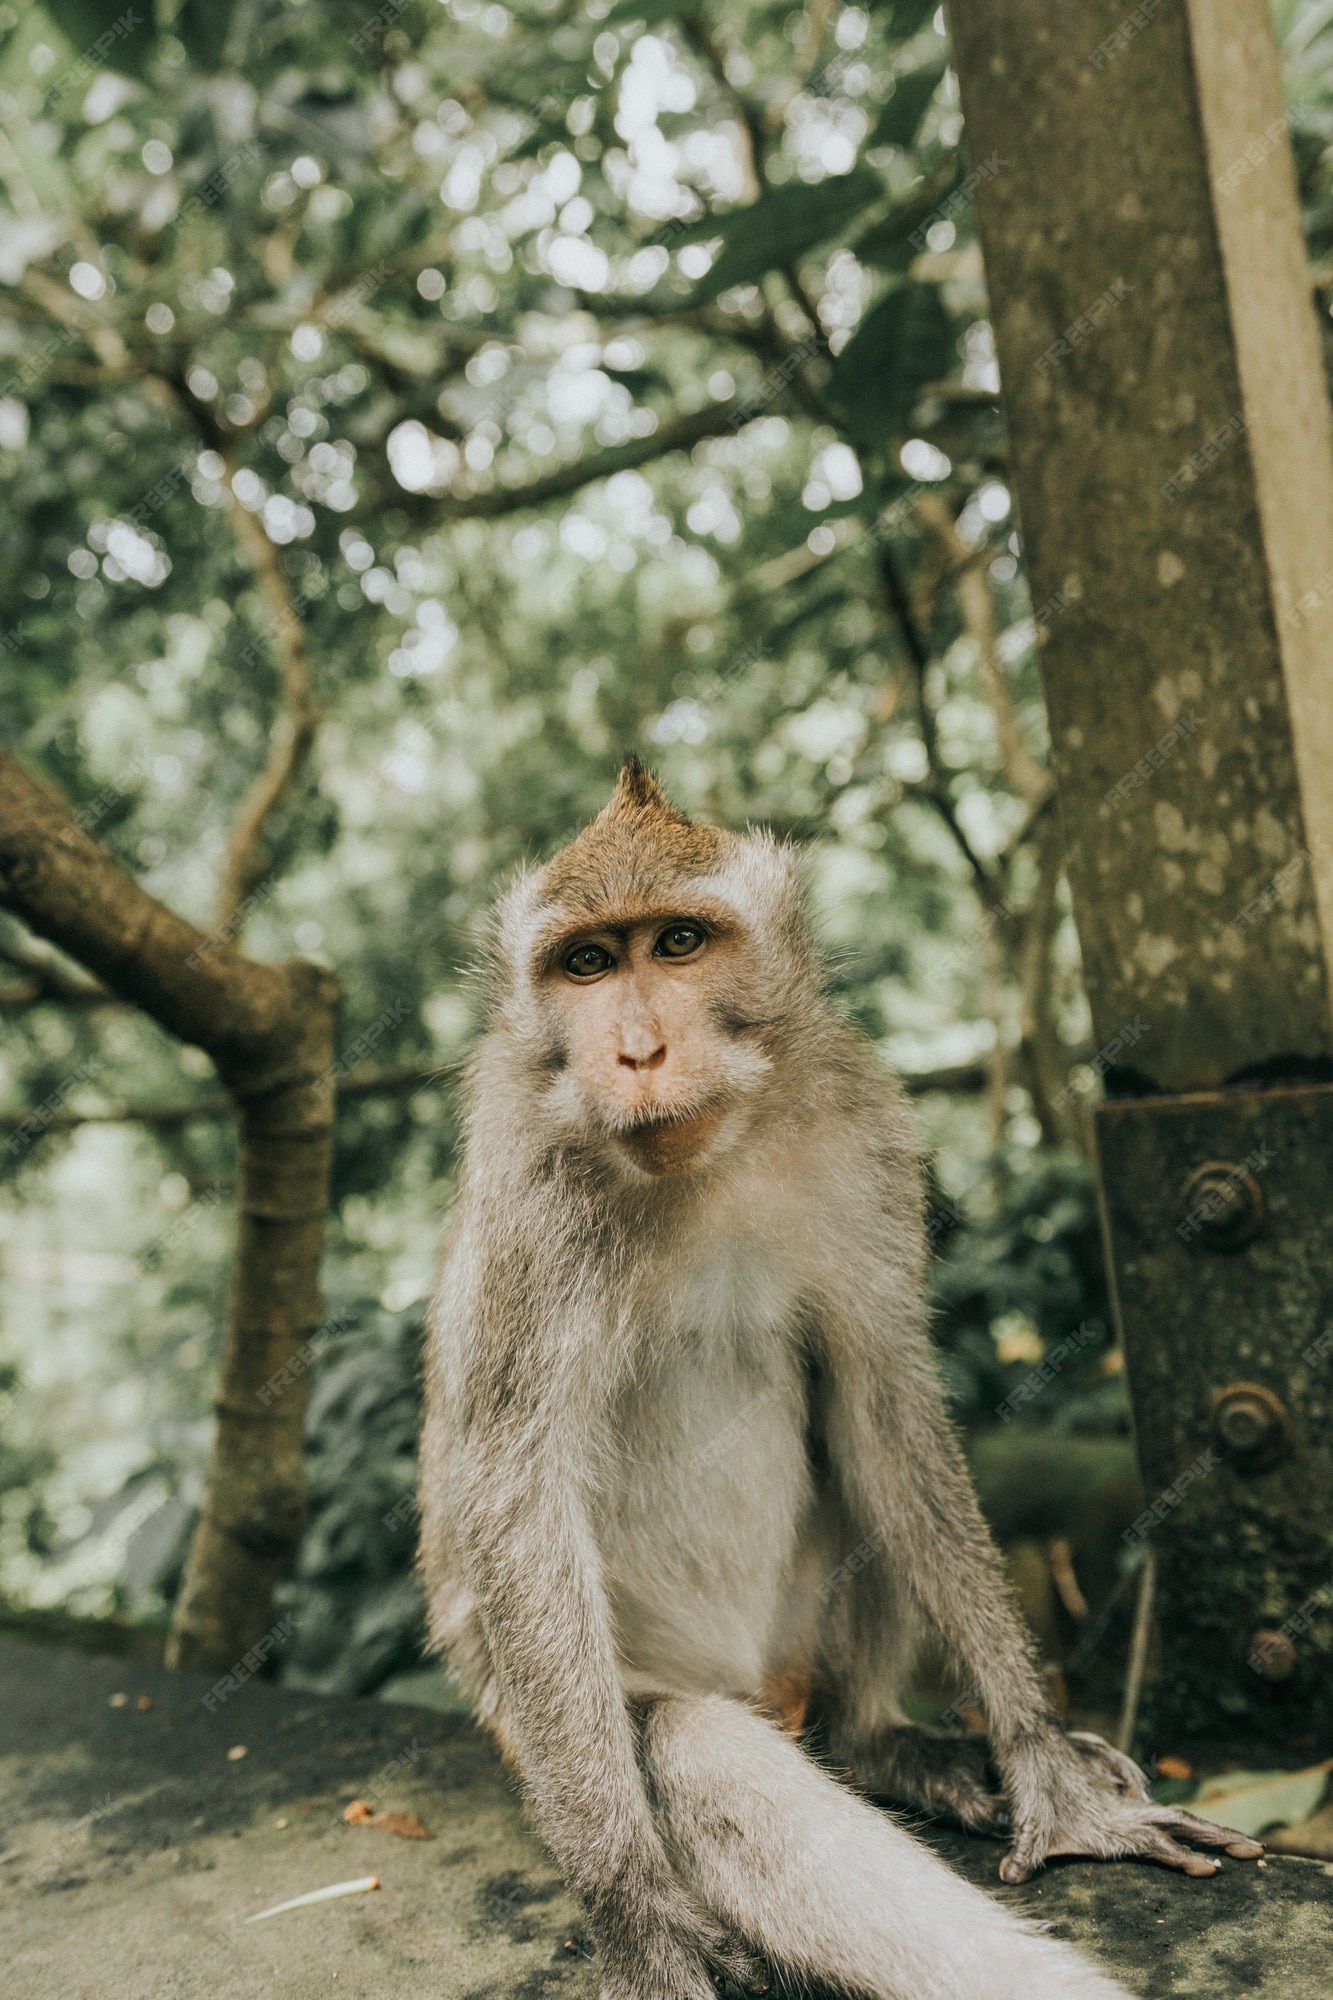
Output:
top-left (611, 1102), bottom-right (726, 1176)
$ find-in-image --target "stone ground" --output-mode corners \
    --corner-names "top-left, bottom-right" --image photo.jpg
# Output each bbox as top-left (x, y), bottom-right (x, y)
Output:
top-left (0, 1637), bottom-right (1329, 1999)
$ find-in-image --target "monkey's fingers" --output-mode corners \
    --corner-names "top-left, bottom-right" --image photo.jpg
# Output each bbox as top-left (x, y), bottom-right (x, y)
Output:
top-left (1000, 1826), bottom-right (1218, 1880)
top-left (1127, 1830), bottom-right (1222, 1876)
top-left (997, 1833), bottom-right (1044, 1885)
top-left (1061, 1741), bottom-right (1263, 1864)
top-left (1000, 1802), bottom-right (1263, 1883)
top-left (710, 1966), bottom-right (770, 1998)
top-left (1148, 1804), bottom-right (1264, 1861)
top-left (701, 1922), bottom-right (769, 1994)
top-left (708, 1952), bottom-right (769, 1995)
top-left (950, 1789), bottom-right (1010, 1836)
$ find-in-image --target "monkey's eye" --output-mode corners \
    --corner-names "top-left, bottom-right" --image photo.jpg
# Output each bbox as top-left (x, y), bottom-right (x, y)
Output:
top-left (654, 923), bottom-right (706, 960)
top-left (564, 942), bottom-right (614, 979)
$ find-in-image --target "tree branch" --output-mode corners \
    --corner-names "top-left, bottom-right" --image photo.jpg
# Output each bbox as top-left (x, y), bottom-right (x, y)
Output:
top-left (0, 751), bottom-right (312, 1056)
top-left (17, 270), bottom-right (128, 374)
top-left (217, 481), bottom-right (320, 929)
top-left (0, 931), bottom-right (108, 1006)
top-left (136, 367), bottom-right (322, 935)
top-left (917, 493), bottom-right (1054, 812)
top-left (677, 13), bottom-right (764, 197)
top-left (420, 398), bottom-right (744, 519)
top-left (879, 538), bottom-right (995, 897)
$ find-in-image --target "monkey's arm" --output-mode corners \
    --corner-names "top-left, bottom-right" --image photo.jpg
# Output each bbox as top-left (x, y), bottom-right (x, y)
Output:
top-left (819, 1286), bottom-right (1262, 1882)
top-left (440, 1258), bottom-right (759, 2000)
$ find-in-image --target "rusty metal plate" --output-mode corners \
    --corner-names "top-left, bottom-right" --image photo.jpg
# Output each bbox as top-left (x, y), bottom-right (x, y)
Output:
top-left (1093, 1082), bottom-right (1333, 1747)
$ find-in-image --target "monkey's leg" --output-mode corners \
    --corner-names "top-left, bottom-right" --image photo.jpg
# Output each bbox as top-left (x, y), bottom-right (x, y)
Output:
top-left (817, 1302), bottom-right (1262, 1882)
top-left (811, 1574), bottom-right (1006, 1832)
top-left (640, 1693), bottom-right (1134, 2000)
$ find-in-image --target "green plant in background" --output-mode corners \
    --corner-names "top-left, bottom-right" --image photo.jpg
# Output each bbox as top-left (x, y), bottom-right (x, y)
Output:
top-left (279, 1299), bottom-right (426, 1696)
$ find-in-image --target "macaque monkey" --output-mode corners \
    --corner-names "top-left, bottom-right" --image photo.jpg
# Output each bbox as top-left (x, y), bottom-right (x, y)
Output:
top-left (420, 759), bottom-right (1259, 2000)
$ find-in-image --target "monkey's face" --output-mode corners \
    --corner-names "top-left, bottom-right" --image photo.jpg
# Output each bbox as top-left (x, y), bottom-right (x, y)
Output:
top-left (535, 913), bottom-right (770, 1176)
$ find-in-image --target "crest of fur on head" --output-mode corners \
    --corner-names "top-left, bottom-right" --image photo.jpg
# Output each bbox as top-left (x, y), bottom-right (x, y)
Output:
top-left (495, 755), bottom-right (812, 983)
top-left (486, 756), bottom-right (825, 1165)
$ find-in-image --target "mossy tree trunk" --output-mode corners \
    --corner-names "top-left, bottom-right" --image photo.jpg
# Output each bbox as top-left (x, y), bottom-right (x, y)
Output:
top-left (0, 747), bottom-right (339, 1672)
top-left (947, 0), bottom-right (1333, 1740)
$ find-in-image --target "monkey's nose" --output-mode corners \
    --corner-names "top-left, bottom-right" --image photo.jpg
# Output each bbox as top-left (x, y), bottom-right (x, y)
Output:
top-left (617, 1042), bottom-right (666, 1071)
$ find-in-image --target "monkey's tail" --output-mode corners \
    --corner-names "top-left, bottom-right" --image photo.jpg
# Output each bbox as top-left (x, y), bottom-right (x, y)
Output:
top-left (639, 1693), bottom-right (1135, 2000)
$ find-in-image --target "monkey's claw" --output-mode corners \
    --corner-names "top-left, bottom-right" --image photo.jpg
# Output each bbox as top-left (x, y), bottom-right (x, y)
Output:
top-left (999, 1796), bottom-right (1264, 1883)
top-left (997, 1725), bottom-right (1265, 1883)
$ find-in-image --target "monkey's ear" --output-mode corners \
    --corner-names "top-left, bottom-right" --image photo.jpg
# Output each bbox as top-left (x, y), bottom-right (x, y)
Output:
top-left (604, 752), bottom-right (682, 822)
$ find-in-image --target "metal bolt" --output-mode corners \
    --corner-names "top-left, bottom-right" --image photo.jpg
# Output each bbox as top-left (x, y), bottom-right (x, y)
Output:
top-left (1209, 1381), bottom-right (1292, 1472)
top-left (1178, 1160), bottom-right (1265, 1250)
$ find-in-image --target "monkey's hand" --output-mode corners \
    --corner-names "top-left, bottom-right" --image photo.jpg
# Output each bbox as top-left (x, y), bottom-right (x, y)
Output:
top-left (592, 1870), bottom-right (766, 2000)
top-left (997, 1726), bottom-right (1264, 1884)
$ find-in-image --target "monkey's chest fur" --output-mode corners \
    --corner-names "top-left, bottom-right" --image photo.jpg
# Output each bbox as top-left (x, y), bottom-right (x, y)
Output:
top-left (594, 1235), bottom-right (838, 1707)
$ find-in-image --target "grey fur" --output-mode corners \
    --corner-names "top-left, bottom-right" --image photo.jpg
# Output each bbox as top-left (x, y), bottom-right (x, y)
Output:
top-left (419, 803), bottom-right (1257, 2000)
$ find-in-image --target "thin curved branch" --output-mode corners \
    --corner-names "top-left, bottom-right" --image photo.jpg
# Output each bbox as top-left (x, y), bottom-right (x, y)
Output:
top-left (420, 398), bottom-right (743, 519)
top-left (128, 369), bottom-right (322, 935)
top-left (0, 1066), bottom-right (442, 1135)
top-left (17, 270), bottom-right (128, 374)
top-left (677, 13), bottom-right (764, 197)
top-left (916, 493), bottom-right (1054, 813)
top-left (0, 931), bottom-right (109, 1006)
top-left (880, 540), bottom-right (994, 897)
top-left (217, 483), bottom-right (319, 929)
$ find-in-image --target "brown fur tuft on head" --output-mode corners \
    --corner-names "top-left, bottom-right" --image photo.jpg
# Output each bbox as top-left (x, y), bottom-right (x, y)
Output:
top-left (605, 751), bottom-right (673, 818)
top-left (539, 754), bottom-right (725, 919)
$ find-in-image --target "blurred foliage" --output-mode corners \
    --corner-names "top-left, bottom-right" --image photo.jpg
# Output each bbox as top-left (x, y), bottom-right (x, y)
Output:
top-left (279, 1298), bottom-right (425, 1695)
top-left (0, 0), bottom-right (1330, 1694)
top-left (931, 1141), bottom-right (1115, 1429)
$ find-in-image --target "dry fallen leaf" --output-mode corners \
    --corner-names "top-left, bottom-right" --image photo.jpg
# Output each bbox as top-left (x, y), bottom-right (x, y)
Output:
top-left (342, 1798), bottom-right (432, 1840)
top-left (1156, 1754), bottom-right (1193, 1781)
top-left (1266, 1803), bottom-right (1333, 1859)
top-left (371, 1811), bottom-right (433, 1840)
top-left (136, 1695), bottom-right (153, 1712)
top-left (227, 1744), bottom-right (248, 1762)
top-left (108, 1693), bottom-right (128, 1709)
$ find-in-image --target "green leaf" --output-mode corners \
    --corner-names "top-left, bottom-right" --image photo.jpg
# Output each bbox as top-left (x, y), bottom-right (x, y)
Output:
top-left (1191, 1763), bottom-right (1332, 1838)
top-left (685, 167), bottom-right (885, 300)
top-left (41, 0), bottom-right (160, 78)
top-left (828, 279), bottom-right (953, 448)
top-left (868, 61), bottom-right (946, 150)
